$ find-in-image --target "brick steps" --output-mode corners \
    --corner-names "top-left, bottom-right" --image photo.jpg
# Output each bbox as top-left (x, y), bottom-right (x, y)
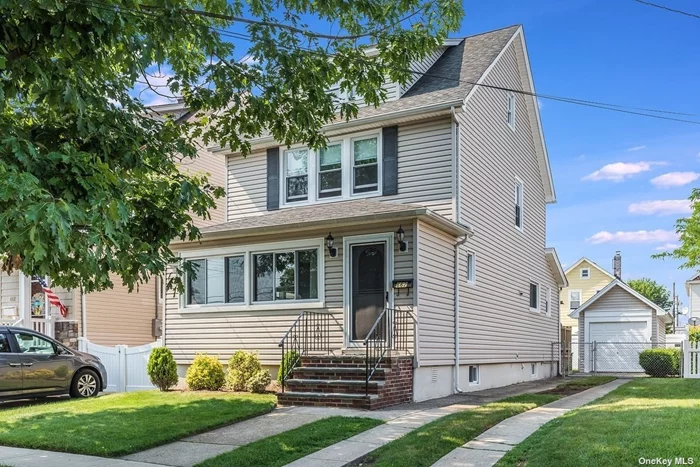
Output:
top-left (278, 355), bottom-right (414, 410)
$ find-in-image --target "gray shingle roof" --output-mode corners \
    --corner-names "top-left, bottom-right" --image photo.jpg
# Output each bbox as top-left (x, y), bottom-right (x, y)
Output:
top-left (352, 25), bottom-right (520, 120)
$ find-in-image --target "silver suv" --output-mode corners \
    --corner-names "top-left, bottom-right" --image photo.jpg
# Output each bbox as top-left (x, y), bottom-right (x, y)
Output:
top-left (0, 326), bottom-right (107, 400)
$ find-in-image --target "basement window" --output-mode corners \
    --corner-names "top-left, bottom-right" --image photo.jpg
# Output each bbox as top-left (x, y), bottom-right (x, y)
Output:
top-left (468, 365), bottom-right (479, 385)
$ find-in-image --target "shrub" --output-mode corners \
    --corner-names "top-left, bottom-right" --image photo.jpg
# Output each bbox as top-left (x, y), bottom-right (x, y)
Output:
top-left (147, 347), bottom-right (179, 391)
top-left (639, 348), bottom-right (680, 377)
top-left (277, 350), bottom-right (301, 384)
top-left (186, 354), bottom-right (225, 391)
top-left (246, 369), bottom-right (272, 393)
top-left (225, 350), bottom-right (262, 391)
top-left (690, 326), bottom-right (700, 343)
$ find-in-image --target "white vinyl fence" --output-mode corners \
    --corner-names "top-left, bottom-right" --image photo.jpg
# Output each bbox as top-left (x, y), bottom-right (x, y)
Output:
top-left (78, 338), bottom-right (161, 392)
top-left (683, 340), bottom-right (700, 379)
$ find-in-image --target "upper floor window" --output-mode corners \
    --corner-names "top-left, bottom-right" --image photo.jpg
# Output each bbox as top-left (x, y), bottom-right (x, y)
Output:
top-left (580, 268), bottom-right (590, 279)
top-left (529, 282), bottom-right (539, 312)
top-left (569, 290), bottom-right (581, 309)
top-left (507, 92), bottom-right (516, 130)
top-left (284, 148), bottom-right (309, 203)
top-left (545, 287), bottom-right (551, 317)
top-left (318, 144), bottom-right (342, 199)
top-left (352, 137), bottom-right (379, 194)
top-left (466, 251), bottom-right (476, 284)
top-left (280, 132), bottom-right (381, 206)
top-left (515, 179), bottom-right (524, 230)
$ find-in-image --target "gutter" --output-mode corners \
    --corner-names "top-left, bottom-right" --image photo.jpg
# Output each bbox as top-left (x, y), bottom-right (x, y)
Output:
top-left (208, 100), bottom-right (464, 154)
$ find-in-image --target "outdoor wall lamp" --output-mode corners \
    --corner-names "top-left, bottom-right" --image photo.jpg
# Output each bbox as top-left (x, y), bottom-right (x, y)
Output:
top-left (326, 232), bottom-right (337, 258)
top-left (396, 226), bottom-right (407, 252)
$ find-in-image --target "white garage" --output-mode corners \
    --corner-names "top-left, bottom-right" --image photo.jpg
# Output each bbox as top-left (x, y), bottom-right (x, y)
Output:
top-left (569, 279), bottom-right (671, 373)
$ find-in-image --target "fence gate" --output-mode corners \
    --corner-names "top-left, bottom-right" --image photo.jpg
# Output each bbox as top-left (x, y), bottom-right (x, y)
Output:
top-left (78, 338), bottom-right (161, 392)
top-left (683, 340), bottom-right (700, 378)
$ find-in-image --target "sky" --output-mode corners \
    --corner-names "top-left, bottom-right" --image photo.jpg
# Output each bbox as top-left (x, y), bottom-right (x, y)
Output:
top-left (456, 0), bottom-right (700, 313)
top-left (134, 0), bottom-right (700, 311)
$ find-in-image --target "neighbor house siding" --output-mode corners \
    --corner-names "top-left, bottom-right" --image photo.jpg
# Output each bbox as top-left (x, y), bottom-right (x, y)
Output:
top-left (0, 271), bottom-right (20, 317)
top-left (179, 144), bottom-right (227, 226)
top-left (561, 261), bottom-right (612, 329)
top-left (85, 276), bottom-right (157, 346)
top-left (456, 39), bottom-right (559, 365)
top-left (582, 286), bottom-right (652, 314)
top-left (164, 223), bottom-right (414, 367)
top-left (225, 118), bottom-right (455, 222)
top-left (416, 220), bottom-right (455, 366)
top-left (689, 283), bottom-right (700, 319)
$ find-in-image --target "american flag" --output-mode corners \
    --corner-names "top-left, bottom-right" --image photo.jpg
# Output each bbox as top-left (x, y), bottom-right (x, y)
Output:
top-left (33, 276), bottom-right (68, 317)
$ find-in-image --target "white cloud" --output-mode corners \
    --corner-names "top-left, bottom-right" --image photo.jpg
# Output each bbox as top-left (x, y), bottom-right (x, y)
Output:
top-left (586, 229), bottom-right (678, 244)
top-left (650, 171), bottom-right (700, 188)
top-left (627, 199), bottom-right (691, 216)
top-left (582, 161), bottom-right (665, 182)
top-left (627, 145), bottom-right (646, 152)
top-left (655, 243), bottom-right (680, 252)
top-left (576, 154), bottom-right (586, 161)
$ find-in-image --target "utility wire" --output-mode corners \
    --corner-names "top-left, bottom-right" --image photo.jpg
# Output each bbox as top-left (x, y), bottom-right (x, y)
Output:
top-left (634, 0), bottom-right (700, 20)
top-left (64, 0), bottom-right (700, 124)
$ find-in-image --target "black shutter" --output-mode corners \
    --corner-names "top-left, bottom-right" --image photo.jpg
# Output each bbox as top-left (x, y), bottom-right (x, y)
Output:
top-left (382, 126), bottom-right (398, 196)
top-left (266, 147), bottom-right (280, 211)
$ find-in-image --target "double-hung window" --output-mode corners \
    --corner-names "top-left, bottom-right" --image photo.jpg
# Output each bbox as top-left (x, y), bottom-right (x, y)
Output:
top-left (515, 179), bottom-right (524, 230)
top-left (318, 143), bottom-right (342, 198)
top-left (285, 148), bottom-right (309, 203)
top-left (529, 282), bottom-right (539, 312)
top-left (352, 137), bottom-right (379, 194)
top-left (569, 290), bottom-right (581, 310)
top-left (580, 268), bottom-right (590, 279)
top-left (187, 257), bottom-right (245, 305)
top-left (253, 249), bottom-right (319, 302)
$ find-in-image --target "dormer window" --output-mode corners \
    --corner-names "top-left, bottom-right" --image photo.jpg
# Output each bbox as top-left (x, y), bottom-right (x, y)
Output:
top-left (284, 148), bottom-right (309, 203)
top-left (580, 268), bottom-right (590, 279)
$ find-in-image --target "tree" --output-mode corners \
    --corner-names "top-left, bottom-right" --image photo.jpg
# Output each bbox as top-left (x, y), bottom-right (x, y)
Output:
top-left (654, 189), bottom-right (700, 271)
top-left (628, 278), bottom-right (672, 311)
top-left (1, 0), bottom-right (463, 293)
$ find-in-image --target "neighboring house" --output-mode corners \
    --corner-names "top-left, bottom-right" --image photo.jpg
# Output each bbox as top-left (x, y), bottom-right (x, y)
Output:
top-left (0, 100), bottom-right (227, 348)
top-left (570, 279), bottom-right (672, 373)
top-left (686, 273), bottom-right (700, 321)
top-left (163, 24), bottom-right (568, 407)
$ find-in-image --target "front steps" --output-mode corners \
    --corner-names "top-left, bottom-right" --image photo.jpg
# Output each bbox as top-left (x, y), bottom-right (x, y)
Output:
top-left (277, 355), bottom-right (414, 410)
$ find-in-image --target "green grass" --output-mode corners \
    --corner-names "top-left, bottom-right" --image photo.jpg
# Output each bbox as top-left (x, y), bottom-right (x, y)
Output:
top-left (497, 379), bottom-right (700, 467)
top-left (196, 416), bottom-right (384, 467)
top-left (354, 394), bottom-right (561, 467)
top-left (0, 391), bottom-right (276, 457)
top-left (556, 376), bottom-right (617, 388)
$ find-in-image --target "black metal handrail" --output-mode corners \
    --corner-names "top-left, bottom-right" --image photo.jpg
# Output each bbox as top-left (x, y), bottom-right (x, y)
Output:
top-left (278, 311), bottom-right (336, 392)
top-left (363, 308), bottom-right (416, 395)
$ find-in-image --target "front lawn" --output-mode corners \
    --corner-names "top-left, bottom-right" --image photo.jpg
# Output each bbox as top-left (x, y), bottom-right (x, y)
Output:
top-left (0, 391), bottom-right (276, 457)
top-left (497, 379), bottom-right (700, 467)
top-left (352, 394), bottom-right (561, 467)
top-left (197, 416), bottom-right (383, 467)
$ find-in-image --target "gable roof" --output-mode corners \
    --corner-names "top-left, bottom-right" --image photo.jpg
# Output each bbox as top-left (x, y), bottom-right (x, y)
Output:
top-left (545, 248), bottom-right (568, 287)
top-left (685, 272), bottom-right (700, 295)
top-left (569, 279), bottom-right (671, 322)
top-left (564, 257), bottom-right (615, 281)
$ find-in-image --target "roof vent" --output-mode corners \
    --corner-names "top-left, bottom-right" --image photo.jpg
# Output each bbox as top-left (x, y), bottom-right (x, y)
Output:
top-left (613, 251), bottom-right (622, 280)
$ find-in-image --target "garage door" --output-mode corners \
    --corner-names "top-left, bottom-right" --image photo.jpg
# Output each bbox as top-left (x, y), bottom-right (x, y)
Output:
top-left (589, 321), bottom-right (648, 372)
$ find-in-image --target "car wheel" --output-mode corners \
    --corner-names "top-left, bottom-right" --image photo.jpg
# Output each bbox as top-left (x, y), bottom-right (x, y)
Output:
top-left (70, 369), bottom-right (100, 398)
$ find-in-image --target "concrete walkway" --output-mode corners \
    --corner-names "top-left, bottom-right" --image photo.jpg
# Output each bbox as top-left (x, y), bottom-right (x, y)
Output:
top-left (431, 379), bottom-right (629, 467)
top-left (0, 446), bottom-right (162, 467)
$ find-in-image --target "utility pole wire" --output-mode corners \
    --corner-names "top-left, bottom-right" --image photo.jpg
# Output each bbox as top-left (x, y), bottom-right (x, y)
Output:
top-left (634, 0), bottom-right (700, 20)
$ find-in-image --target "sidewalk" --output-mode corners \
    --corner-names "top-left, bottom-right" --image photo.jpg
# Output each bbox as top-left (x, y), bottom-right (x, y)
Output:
top-left (0, 446), bottom-right (162, 467)
top-left (431, 379), bottom-right (629, 467)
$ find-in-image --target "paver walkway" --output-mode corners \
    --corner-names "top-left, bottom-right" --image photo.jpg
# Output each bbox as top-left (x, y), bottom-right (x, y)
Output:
top-left (431, 379), bottom-right (629, 467)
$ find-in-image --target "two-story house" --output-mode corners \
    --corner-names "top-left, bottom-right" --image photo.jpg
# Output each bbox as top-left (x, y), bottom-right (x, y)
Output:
top-left (162, 25), bottom-right (567, 408)
top-left (0, 101), bottom-right (227, 349)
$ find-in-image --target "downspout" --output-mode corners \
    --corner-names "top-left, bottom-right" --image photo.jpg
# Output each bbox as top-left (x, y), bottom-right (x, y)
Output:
top-left (80, 286), bottom-right (87, 340)
top-left (454, 235), bottom-right (468, 393)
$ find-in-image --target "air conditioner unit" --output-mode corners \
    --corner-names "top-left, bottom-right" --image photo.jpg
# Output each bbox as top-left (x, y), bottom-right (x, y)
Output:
top-left (152, 318), bottom-right (162, 338)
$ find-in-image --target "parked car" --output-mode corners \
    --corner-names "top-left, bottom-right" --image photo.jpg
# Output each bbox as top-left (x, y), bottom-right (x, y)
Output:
top-left (0, 326), bottom-right (107, 401)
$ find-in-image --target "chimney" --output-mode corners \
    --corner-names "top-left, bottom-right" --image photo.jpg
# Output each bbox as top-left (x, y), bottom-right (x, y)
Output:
top-left (613, 251), bottom-right (622, 280)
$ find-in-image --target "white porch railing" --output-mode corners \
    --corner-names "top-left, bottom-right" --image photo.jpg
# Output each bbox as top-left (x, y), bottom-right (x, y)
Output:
top-left (0, 317), bottom-right (23, 327)
top-left (31, 318), bottom-right (53, 337)
top-left (683, 340), bottom-right (700, 379)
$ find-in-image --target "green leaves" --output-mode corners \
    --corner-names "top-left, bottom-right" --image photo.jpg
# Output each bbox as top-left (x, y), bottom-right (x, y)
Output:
top-left (1, 0), bottom-right (462, 293)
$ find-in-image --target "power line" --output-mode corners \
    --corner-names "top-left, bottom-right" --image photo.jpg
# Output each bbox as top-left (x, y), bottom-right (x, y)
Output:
top-left (634, 0), bottom-right (700, 19)
top-left (60, 0), bottom-right (700, 125)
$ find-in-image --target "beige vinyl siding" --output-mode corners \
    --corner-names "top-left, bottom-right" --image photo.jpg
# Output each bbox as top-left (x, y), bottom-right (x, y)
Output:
top-left (85, 276), bottom-right (157, 346)
top-left (0, 272), bottom-right (20, 317)
top-left (399, 47), bottom-right (448, 96)
top-left (690, 283), bottom-right (700, 318)
top-left (416, 220), bottom-right (455, 366)
top-left (456, 39), bottom-right (559, 365)
top-left (657, 316), bottom-right (667, 344)
top-left (225, 118), bottom-right (454, 221)
top-left (164, 222), bottom-right (414, 366)
top-left (179, 144), bottom-right (227, 227)
top-left (584, 286), bottom-right (651, 313)
top-left (561, 260), bottom-right (612, 328)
